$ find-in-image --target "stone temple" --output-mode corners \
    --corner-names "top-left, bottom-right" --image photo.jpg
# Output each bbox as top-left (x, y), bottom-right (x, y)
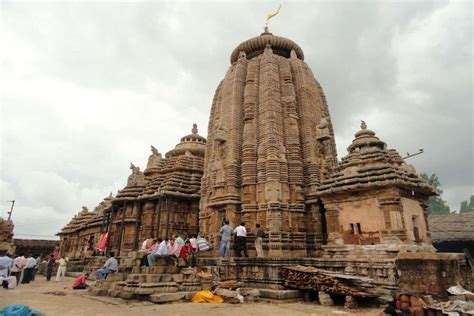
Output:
top-left (200, 32), bottom-right (338, 258)
top-left (55, 30), bottom-right (472, 301)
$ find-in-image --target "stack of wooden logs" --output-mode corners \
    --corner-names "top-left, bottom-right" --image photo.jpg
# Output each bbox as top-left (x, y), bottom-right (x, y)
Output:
top-left (281, 265), bottom-right (377, 298)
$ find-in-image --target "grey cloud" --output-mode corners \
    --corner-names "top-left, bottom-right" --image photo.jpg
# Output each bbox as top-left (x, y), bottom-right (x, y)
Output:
top-left (1, 1), bottom-right (472, 239)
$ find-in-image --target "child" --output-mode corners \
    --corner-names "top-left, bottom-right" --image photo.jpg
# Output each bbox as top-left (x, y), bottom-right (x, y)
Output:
top-left (72, 272), bottom-right (89, 289)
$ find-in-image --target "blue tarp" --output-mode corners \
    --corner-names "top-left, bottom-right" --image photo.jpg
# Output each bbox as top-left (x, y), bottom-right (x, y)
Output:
top-left (0, 304), bottom-right (45, 316)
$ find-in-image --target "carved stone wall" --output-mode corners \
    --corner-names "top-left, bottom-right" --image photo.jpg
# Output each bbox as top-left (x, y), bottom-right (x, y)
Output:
top-left (200, 33), bottom-right (338, 257)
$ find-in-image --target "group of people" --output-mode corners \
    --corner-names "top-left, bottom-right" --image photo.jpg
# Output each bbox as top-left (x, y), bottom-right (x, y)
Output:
top-left (0, 250), bottom-right (71, 289)
top-left (141, 234), bottom-right (210, 268)
top-left (219, 221), bottom-right (265, 258)
top-left (0, 253), bottom-right (40, 288)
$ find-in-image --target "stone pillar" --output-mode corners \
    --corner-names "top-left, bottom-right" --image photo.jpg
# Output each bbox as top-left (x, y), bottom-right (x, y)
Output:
top-left (132, 201), bottom-right (142, 250)
top-left (324, 203), bottom-right (342, 244)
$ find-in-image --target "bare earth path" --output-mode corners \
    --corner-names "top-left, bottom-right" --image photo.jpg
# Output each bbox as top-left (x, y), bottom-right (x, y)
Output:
top-left (0, 277), bottom-right (382, 316)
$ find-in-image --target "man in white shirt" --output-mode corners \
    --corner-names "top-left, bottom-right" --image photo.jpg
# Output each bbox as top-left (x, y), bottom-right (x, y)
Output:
top-left (147, 238), bottom-right (168, 266)
top-left (233, 222), bottom-right (248, 257)
top-left (10, 255), bottom-right (24, 285)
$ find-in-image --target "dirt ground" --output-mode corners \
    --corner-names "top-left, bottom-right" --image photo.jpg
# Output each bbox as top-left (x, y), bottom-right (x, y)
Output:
top-left (0, 277), bottom-right (383, 316)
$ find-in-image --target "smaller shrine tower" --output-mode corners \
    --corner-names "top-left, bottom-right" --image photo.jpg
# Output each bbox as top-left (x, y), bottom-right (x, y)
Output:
top-left (316, 122), bottom-right (436, 246)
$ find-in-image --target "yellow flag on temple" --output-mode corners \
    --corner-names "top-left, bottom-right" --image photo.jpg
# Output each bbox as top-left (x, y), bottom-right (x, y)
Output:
top-left (266, 4), bottom-right (282, 21)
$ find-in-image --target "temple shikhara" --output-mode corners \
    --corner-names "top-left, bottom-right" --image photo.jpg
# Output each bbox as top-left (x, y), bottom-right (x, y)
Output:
top-left (55, 30), bottom-right (472, 303)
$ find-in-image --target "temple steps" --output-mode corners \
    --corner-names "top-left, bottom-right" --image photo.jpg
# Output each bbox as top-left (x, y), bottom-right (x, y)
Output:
top-left (88, 250), bottom-right (207, 303)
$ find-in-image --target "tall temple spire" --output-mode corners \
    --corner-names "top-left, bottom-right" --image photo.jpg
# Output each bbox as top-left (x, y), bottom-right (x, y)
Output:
top-left (200, 30), bottom-right (338, 258)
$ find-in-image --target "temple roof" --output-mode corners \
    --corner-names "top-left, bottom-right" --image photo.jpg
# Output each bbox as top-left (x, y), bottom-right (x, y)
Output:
top-left (58, 192), bottom-right (115, 235)
top-left (180, 123), bottom-right (206, 143)
top-left (429, 213), bottom-right (474, 241)
top-left (166, 124), bottom-right (206, 158)
top-left (141, 125), bottom-right (206, 200)
top-left (317, 122), bottom-right (436, 196)
top-left (230, 32), bottom-right (304, 64)
top-left (58, 207), bottom-right (97, 235)
top-left (114, 163), bottom-right (147, 202)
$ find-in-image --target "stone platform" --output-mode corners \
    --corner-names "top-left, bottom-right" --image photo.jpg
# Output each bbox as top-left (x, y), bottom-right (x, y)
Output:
top-left (88, 251), bottom-right (213, 303)
top-left (86, 246), bottom-right (473, 304)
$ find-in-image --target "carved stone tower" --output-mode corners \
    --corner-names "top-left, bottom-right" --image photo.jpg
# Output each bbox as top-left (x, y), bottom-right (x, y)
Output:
top-left (200, 32), bottom-right (338, 257)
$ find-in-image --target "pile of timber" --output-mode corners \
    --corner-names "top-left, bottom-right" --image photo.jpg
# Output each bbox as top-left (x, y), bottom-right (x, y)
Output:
top-left (281, 265), bottom-right (378, 298)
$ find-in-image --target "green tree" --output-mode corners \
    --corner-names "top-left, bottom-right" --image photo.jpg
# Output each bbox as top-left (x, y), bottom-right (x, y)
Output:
top-left (460, 195), bottom-right (474, 213)
top-left (420, 173), bottom-right (451, 215)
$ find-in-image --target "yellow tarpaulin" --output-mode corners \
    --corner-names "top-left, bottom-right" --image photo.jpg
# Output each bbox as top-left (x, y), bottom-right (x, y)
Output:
top-left (191, 290), bottom-right (223, 303)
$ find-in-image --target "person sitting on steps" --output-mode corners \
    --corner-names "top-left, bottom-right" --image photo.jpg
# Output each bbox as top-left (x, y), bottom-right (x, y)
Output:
top-left (95, 252), bottom-right (117, 284)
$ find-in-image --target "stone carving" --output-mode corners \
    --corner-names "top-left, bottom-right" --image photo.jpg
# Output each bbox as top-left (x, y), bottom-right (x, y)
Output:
top-left (127, 163), bottom-right (145, 186)
top-left (316, 116), bottom-right (331, 141)
top-left (146, 146), bottom-right (162, 169)
top-left (214, 121), bottom-right (227, 143)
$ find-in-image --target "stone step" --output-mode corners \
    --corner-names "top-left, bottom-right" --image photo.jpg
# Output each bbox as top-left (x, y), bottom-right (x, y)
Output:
top-left (149, 291), bottom-right (196, 303)
top-left (178, 282), bottom-right (202, 292)
top-left (258, 289), bottom-right (302, 301)
top-left (126, 273), bottom-right (182, 283)
top-left (66, 272), bottom-right (83, 278)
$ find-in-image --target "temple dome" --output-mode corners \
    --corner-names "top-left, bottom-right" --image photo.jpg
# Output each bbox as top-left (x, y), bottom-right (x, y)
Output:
top-left (230, 32), bottom-right (304, 64)
top-left (166, 124), bottom-right (206, 158)
top-left (347, 121), bottom-right (387, 153)
top-left (317, 122), bottom-right (436, 196)
top-left (180, 123), bottom-right (207, 143)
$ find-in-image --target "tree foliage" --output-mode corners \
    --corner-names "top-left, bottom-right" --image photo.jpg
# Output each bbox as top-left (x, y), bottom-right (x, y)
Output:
top-left (459, 195), bottom-right (474, 213)
top-left (420, 173), bottom-right (451, 215)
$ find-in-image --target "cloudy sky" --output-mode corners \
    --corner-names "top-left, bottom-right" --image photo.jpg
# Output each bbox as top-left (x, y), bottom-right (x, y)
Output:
top-left (1, 0), bottom-right (472, 239)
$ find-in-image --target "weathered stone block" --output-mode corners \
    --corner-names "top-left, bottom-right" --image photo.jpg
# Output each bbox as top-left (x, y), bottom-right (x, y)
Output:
top-left (172, 274), bottom-right (184, 283)
top-left (105, 273), bottom-right (124, 282)
top-left (149, 292), bottom-right (186, 303)
top-left (259, 289), bottom-right (302, 300)
top-left (215, 288), bottom-right (238, 298)
top-left (135, 288), bottom-right (154, 295)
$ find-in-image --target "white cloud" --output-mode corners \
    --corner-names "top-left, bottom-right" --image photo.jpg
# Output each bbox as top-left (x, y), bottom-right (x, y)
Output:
top-left (1, 1), bottom-right (472, 239)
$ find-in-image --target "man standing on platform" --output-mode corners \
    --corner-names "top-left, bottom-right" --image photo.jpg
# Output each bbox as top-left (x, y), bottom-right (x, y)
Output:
top-left (255, 224), bottom-right (265, 258)
top-left (233, 222), bottom-right (248, 257)
top-left (219, 220), bottom-right (232, 257)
